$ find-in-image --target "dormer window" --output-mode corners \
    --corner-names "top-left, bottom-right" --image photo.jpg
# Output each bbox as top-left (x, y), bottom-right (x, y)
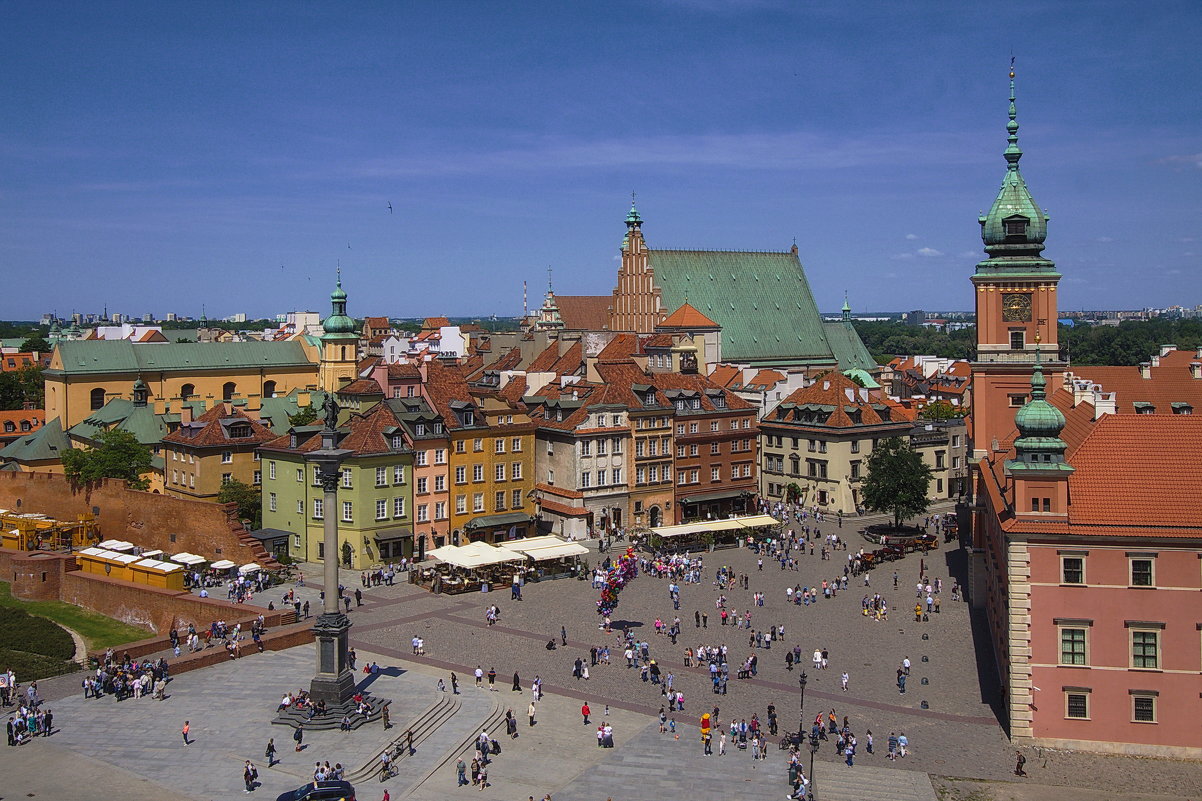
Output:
top-left (1004, 216), bottom-right (1028, 237)
top-left (674, 400), bottom-right (685, 412)
top-left (713, 395), bottom-right (726, 409)
top-left (555, 408), bottom-right (564, 423)
top-left (644, 390), bottom-right (656, 406)
top-left (433, 422), bottom-right (443, 433)
top-left (415, 423), bottom-right (427, 436)
top-left (391, 435), bottom-right (403, 449)
top-left (463, 411), bottom-right (475, 426)
top-left (229, 424), bottom-right (251, 438)
top-left (690, 398), bottom-right (701, 410)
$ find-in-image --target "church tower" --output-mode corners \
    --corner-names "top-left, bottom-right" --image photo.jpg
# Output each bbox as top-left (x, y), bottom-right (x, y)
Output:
top-left (319, 272), bottom-right (360, 391)
top-left (970, 65), bottom-right (1061, 456)
top-left (1004, 346), bottom-right (1073, 517)
top-left (608, 199), bottom-right (664, 332)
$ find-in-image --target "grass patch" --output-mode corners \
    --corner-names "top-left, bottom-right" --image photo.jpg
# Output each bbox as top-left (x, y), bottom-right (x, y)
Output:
top-left (0, 581), bottom-right (150, 651)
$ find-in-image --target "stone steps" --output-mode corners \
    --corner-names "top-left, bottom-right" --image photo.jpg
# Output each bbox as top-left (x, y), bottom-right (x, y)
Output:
top-left (271, 694), bottom-right (391, 732)
top-left (401, 692), bottom-right (509, 794)
top-left (344, 693), bottom-right (462, 783)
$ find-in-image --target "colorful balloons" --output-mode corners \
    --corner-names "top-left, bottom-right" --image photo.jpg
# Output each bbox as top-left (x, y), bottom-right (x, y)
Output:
top-left (596, 547), bottom-right (638, 617)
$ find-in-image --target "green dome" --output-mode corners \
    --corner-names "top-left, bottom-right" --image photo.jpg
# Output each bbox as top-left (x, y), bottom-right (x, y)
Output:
top-left (322, 277), bottom-right (357, 336)
top-left (1014, 362), bottom-right (1065, 439)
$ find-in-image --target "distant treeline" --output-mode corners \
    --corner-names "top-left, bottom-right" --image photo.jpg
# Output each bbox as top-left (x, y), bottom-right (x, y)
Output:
top-left (854, 319), bottom-right (1202, 367)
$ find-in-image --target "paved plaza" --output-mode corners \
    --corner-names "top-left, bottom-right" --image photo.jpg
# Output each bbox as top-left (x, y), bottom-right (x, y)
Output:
top-left (4, 507), bottom-right (1201, 799)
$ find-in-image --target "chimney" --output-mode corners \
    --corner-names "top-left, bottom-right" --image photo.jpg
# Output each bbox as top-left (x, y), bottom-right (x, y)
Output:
top-left (1139, 362), bottom-right (1151, 379)
top-left (1159, 344), bottom-right (1176, 358)
top-left (152, 398), bottom-right (166, 415)
top-left (1150, 355), bottom-right (1160, 368)
top-left (296, 390), bottom-right (311, 409)
top-left (246, 393), bottom-right (262, 413)
top-left (180, 405), bottom-right (193, 424)
top-left (1196, 346), bottom-right (1202, 359)
top-left (1191, 362), bottom-right (1202, 379)
top-left (1092, 391), bottom-right (1116, 420)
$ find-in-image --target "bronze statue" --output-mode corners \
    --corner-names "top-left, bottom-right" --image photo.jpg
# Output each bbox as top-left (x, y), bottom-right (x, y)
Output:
top-left (322, 394), bottom-right (340, 431)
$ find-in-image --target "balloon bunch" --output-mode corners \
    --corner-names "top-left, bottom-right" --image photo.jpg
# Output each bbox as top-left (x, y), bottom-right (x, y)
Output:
top-left (596, 547), bottom-right (638, 617)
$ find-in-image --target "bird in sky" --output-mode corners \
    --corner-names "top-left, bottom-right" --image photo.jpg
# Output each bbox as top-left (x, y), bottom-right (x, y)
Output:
top-left (387, 201), bottom-right (393, 214)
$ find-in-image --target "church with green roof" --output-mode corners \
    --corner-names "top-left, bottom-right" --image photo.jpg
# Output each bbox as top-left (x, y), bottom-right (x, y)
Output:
top-left (603, 202), bottom-right (875, 371)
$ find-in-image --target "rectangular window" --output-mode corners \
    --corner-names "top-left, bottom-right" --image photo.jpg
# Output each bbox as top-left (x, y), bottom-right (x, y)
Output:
top-left (473, 493), bottom-right (484, 512)
top-left (512, 437), bottom-right (522, 452)
top-left (1132, 694), bottom-right (1157, 723)
top-left (689, 423), bottom-right (698, 434)
top-left (808, 439), bottom-right (816, 452)
top-left (294, 533), bottom-right (301, 548)
top-left (376, 499), bottom-right (388, 520)
top-left (417, 477), bottom-right (428, 494)
top-left (269, 492), bottom-right (277, 512)
top-left (677, 470), bottom-right (687, 486)
top-left (636, 441), bottom-right (645, 457)
top-left (596, 439), bottom-right (607, 456)
top-left (434, 449), bottom-right (446, 464)
top-left (1010, 330), bottom-right (1025, 350)
top-left (1130, 558), bottom-right (1154, 587)
top-left (512, 489), bottom-right (522, 508)
top-left (341, 469), bottom-right (352, 488)
top-left (494, 491), bottom-right (506, 510)
top-left (434, 475), bottom-right (445, 492)
top-left (376, 467), bottom-right (388, 486)
top-left (935, 451), bottom-right (946, 470)
top-left (296, 499), bottom-right (303, 514)
top-left (221, 473), bottom-right (232, 484)
top-left (612, 467), bottom-right (622, 484)
top-left (1059, 628), bottom-right (1087, 666)
top-left (473, 464), bottom-right (484, 482)
top-left (1061, 556), bottom-right (1084, 584)
top-left (677, 445), bottom-right (686, 458)
top-left (416, 504), bottom-right (429, 522)
top-left (394, 497), bottom-right (405, 517)
top-left (850, 461), bottom-right (861, 480)
top-left (313, 498), bottom-right (324, 519)
top-left (612, 437), bottom-right (622, 455)
top-left (434, 501), bottom-right (446, 520)
top-left (495, 463), bottom-right (506, 481)
top-left (850, 440), bottom-right (860, 454)
top-left (455, 495), bottom-right (466, 514)
top-left (711, 466), bottom-right (720, 482)
top-left (473, 438), bottom-right (483, 452)
top-left (597, 469), bottom-right (607, 485)
top-left (455, 440), bottom-right (466, 453)
top-left (221, 451), bottom-right (232, 464)
top-left (253, 470), bottom-right (262, 485)
top-left (1065, 692), bottom-right (1090, 720)
top-left (711, 442), bottom-right (720, 455)
top-left (415, 450), bottom-right (428, 467)
top-left (636, 466), bottom-right (646, 485)
top-left (648, 439), bottom-right (657, 456)
top-left (648, 465), bottom-right (658, 483)
top-left (690, 444), bottom-right (699, 457)
top-left (511, 462), bottom-right (522, 480)
top-left (269, 461), bottom-right (276, 480)
top-left (676, 424), bottom-right (685, 435)
top-left (1131, 630), bottom-right (1159, 669)
top-left (394, 465), bottom-right (406, 484)
top-left (710, 421), bottom-right (720, 432)
top-left (495, 439), bottom-right (505, 454)
top-left (341, 501), bottom-right (353, 522)
top-left (455, 466), bottom-right (466, 484)
top-left (297, 468), bottom-right (303, 483)
top-left (581, 440), bottom-right (592, 457)
top-left (1008, 394), bottom-right (1027, 408)
top-left (582, 472), bottom-right (592, 488)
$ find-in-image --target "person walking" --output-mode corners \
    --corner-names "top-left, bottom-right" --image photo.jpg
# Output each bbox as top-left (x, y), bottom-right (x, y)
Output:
top-left (456, 757), bottom-right (469, 786)
top-left (474, 666), bottom-right (483, 687)
top-left (1015, 750), bottom-right (1027, 777)
top-left (450, 672), bottom-right (459, 694)
top-left (182, 720), bottom-right (191, 746)
top-left (243, 760), bottom-right (258, 793)
top-left (841, 672), bottom-right (849, 692)
top-left (528, 701), bottom-right (537, 727)
top-left (487, 667), bottom-right (497, 691)
top-left (264, 738), bottom-right (276, 767)
top-left (512, 671), bottom-right (521, 692)
top-left (581, 702), bottom-right (591, 724)
top-left (293, 722), bottom-right (304, 752)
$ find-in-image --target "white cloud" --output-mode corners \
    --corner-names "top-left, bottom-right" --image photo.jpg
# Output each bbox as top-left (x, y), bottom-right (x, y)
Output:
top-left (917, 247), bottom-right (944, 257)
top-left (1159, 153), bottom-right (1202, 169)
top-left (905, 233), bottom-right (919, 240)
top-left (1096, 236), bottom-right (1114, 243)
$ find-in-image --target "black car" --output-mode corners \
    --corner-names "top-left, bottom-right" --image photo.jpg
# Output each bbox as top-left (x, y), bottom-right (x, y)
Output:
top-left (275, 780), bottom-right (356, 801)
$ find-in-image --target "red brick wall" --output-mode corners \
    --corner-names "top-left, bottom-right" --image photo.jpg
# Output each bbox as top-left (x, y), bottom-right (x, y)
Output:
top-left (7, 551), bottom-right (69, 600)
top-left (0, 471), bottom-right (276, 567)
top-left (89, 622), bottom-right (314, 676)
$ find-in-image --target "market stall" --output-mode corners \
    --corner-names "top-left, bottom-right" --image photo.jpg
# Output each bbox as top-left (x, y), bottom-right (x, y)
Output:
top-left (418, 541), bottom-right (524, 594)
top-left (650, 515), bottom-right (781, 551)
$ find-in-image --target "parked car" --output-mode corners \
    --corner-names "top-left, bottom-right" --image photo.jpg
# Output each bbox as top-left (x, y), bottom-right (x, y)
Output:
top-left (276, 781), bottom-right (356, 801)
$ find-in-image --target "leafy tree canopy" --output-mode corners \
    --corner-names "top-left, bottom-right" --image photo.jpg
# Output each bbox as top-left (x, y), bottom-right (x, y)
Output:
top-left (217, 478), bottom-right (262, 530)
top-left (861, 437), bottom-right (932, 529)
top-left (288, 405), bottom-right (319, 427)
top-left (61, 428), bottom-right (153, 491)
top-left (0, 365), bottom-right (44, 411)
top-left (19, 336), bottom-right (51, 353)
top-left (919, 400), bottom-right (966, 420)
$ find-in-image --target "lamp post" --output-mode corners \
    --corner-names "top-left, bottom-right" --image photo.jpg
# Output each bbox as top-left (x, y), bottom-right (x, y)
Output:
top-left (798, 671), bottom-right (808, 739)
top-left (304, 396), bottom-right (356, 706)
top-left (808, 731), bottom-right (820, 800)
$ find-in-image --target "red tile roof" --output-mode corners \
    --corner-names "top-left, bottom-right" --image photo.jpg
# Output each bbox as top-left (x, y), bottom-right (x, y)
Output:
top-left (708, 364), bottom-right (741, 388)
top-left (597, 334), bottom-right (642, 362)
top-left (769, 371), bottom-right (905, 428)
top-left (746, 369), bottom-right (785, 390)
top-left (1066, 349), bottom-right (1202, 415)
top-left (539, 498), bottom-right (590, 517)
top-left (387, 363), bottom-right (422, 379)
top-left (422, 317), bottom-right (451, 329)
top-left (339, 378), bottom-right (383, 395)
top-left (557, 295), bottom-right (612, 331)
top-left (658, 302), bottom-right (719, 330)
top-left (535, 482), bottom-right (583, 499)
top-left (163, 404), bottom-right (276, 448)
top-left (260, 400), bottom-right (408, 457)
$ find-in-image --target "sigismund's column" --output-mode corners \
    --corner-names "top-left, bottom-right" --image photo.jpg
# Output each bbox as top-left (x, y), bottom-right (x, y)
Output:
top-left (305, 409), bottom-right (356, 705)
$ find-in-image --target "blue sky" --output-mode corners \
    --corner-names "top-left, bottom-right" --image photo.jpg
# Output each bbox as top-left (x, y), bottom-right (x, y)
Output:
top-left (2, 1), bottom-right (1199, 321)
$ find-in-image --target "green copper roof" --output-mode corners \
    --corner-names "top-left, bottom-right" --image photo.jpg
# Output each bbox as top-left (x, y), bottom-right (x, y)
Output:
top-left (625, 201), bottom-right (642, 227)
top-left (650, 249), bottom-right (846, 366)
top-left (47, 340), bottom-right (314, 376)
top-left (1011, 353), bottom-right (1070, 471)
top-left (0, 417), bottom-right (70, 463)
top-left (823, 321), bottom-right (877, 371)
top-left (976, 67), bottom-right (1055, 276)
top-left (322, 277), bottom-right (357, 338)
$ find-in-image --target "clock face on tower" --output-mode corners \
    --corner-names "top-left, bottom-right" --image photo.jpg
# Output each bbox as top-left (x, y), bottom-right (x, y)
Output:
top-left (1002, 293), bottom-right (1032, 322)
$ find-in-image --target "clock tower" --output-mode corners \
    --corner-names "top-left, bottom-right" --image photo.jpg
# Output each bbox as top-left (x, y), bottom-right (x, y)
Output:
top-left (970, 66), bottom-right (1061, 457)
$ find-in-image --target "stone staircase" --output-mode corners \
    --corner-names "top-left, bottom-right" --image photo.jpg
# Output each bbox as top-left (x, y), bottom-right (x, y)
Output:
top-left (271, 694), bottom-right (391, 732)
top-left (345, 693), bottom-right (463, 783)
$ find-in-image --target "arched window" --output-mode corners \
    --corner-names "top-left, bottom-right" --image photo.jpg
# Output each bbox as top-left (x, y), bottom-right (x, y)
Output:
top-left (222, 381), bottom-right (236, 401)
top-left (90, 387), bottom-right (106, 410)
top-left (180, 383), bottom-right (195, 399)
top-left (262, 380), bottom-right (277, 399)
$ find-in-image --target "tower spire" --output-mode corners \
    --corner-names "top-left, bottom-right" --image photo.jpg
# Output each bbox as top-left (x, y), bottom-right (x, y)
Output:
top-left (1004, 58), bottom-right (1022, 170)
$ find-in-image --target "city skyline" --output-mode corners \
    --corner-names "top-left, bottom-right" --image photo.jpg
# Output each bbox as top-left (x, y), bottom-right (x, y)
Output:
top-left (3, 1), bottom-right (1200, 319)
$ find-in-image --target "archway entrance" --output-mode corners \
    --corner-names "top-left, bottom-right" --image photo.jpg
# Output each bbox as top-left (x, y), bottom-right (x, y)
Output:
top-left (649, 506), bottom-right (662, 528)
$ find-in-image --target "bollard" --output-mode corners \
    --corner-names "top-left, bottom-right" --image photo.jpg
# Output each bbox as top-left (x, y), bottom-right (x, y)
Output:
top-left (921, 633), bottom-right (929, 640)
top-left (921, 655), bottom-right (929, 662)
top-left (921, 677), bottom-right (929, 685)
top-left (920, 700), bottom-right (929, 709)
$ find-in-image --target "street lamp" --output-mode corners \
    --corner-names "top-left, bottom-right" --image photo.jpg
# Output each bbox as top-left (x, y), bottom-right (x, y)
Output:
top-left (808, 732), bottom-right (820, 800)
top-left (798, 671), bottom-right (808, 739)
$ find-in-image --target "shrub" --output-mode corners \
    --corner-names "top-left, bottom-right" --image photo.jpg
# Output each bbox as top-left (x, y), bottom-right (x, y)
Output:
top-left (0, 608), bottom-right (75, 660)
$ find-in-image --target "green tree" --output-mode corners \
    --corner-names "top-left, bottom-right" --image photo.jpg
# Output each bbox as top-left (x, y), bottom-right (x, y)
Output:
top-left (0, 365), bottom-right (44, 411)
top-left (216, 478), bottom-right (262, 530)
top-left (862, 437), bottom-right (932, 529)
top-left (19, 336), bottom-right (51, 353)
top-left (61, 428), bottom-right (153, 490)
top-left (288, 405), bottom-right (319, 427)
top-left (919, 400), bottom-right (965, 420)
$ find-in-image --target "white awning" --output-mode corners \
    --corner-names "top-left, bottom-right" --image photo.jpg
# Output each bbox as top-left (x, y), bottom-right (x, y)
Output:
top-left (736, 514), bottom-right (782, 529)
top-left (497, 535), bottom-right (565, 552)
top-left (239, 562), bottom-right (262, 575)
top-left (140, 549), bottom-right (164, 559)
top-left (651, 522), bottom-right (713, 538)
top-left (135, 558), bottom-right (182, 573)
top-left (523, 542), bottom-right (588, 561)
top-left (110, 553), bottom-right (141, 565)
top-left (171, 552), bottom-right (207, 566)
top-left (428, 542), bottom-right (523, 569)
top-left (210, 559), bottom-right (237, 570)
top-left (97, 539), bottom-right (134, 552)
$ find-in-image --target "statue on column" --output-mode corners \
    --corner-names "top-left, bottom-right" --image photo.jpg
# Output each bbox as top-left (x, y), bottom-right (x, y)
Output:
top-left (322, 393), bottom-right (340, 431)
